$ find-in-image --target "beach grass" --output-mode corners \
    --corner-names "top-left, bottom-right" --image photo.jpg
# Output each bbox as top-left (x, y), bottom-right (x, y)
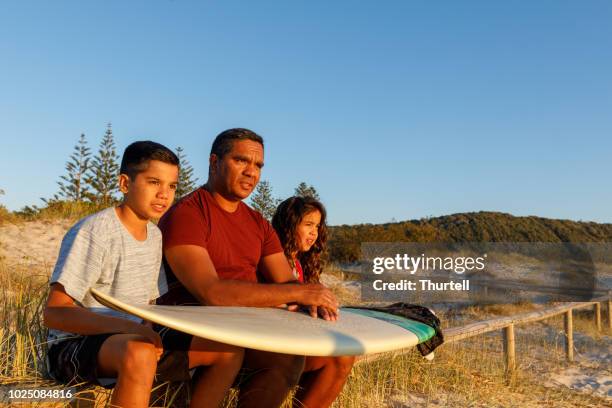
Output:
top-left (0, 256), bottom-right (610, 407)
top-left (12, 201), bottom-right (105, 223)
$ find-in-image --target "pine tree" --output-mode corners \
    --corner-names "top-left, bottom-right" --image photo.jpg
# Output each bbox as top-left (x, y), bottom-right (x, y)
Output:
top-left (175, 146), bottom-right (199, 199)
top-left (250, 180), bottom-right (281, 221)
top-left (294, 182), bottom-right (320, 200)
top-left (56, 133), bottom-right (91, 202)
top-left (86, 123), bottom-right (120, 206)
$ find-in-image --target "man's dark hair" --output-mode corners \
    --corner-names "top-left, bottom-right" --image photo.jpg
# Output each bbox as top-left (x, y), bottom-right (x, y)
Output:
top-left (120, 141), bottom-right (179, 180)
top-left (210, 128), bottom-right (264, 159)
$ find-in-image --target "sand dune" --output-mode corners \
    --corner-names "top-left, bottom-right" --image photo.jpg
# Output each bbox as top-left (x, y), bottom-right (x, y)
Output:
top-left (0, 219), bottom-right (71, 269)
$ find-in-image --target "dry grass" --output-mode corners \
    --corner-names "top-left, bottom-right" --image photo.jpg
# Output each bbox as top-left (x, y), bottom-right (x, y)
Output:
top-left (336, 311), bottom-right (610, 407)
top-left (0, 204), bottom-right (19, 226)
top-left (0, 256), bottom-right (610, 407)
top-left (0, 261), bottom-right (49, 383)
top-left (12, 201), bottom-right (105, 223)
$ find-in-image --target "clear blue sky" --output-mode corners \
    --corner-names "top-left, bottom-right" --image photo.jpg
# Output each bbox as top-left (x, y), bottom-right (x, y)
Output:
top-left (1, 1), bottom-right (611, 225)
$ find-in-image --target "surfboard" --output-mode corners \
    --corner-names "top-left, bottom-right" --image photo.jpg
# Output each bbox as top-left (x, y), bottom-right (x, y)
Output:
top-left (90, 288), bottom-right (435, 356)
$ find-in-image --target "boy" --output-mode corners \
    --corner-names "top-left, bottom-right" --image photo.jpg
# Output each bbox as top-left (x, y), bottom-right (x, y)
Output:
top-left (44, 141), bottom-right (243, 408)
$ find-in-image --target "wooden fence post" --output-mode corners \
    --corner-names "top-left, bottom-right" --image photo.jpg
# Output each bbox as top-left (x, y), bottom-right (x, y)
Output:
top-left (594, 303), bottom-right (602, 332)
top-left (608, 290), bottom-right (612, 330)
top-left (503, 324), bottom-right (515, 375)
top-left (564, 309), bottom-right (573, 362)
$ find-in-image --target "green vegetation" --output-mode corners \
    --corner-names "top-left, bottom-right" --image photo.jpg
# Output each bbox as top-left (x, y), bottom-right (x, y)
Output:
top-left (13, 200), bottom-right (106, 222)
top-left (250, 181), bottom-right (321, 220)
top-left (175, 146), bottom-right (199, 199)
top-left (55, 133), bottom-right (91, 203)
top-left (294, 182), bottom-right (320, 200)
top-left (85, 123), bottom-right (120, 206)
top-left (249, 180), bottom-right (282, 221)
top-left (328, 211), bottom-right (612, 263)
top-left (7, 124), bottom-right (199, 221)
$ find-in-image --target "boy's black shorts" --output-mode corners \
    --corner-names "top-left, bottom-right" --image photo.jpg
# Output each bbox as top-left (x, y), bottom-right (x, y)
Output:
top-left (47, 324), bottom-right (193, 388)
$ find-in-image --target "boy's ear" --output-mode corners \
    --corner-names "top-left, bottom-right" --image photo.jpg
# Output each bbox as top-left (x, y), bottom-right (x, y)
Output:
top-left (118, 173), bottom-right (130, 194)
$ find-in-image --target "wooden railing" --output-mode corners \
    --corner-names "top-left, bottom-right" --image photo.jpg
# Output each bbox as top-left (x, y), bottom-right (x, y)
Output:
top-left (357, 291), bottom-right (612, 376)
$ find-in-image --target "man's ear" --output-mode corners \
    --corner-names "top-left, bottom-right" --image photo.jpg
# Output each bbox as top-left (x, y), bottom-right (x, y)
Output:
top-left (209, 154), bottom-right (219, 176)
top-left (118, 173), bottom-right (130, 194)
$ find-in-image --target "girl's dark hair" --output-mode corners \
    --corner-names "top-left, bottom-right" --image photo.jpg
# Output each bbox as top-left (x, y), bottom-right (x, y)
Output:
top-left (272, 196), bottom-right (327, 283)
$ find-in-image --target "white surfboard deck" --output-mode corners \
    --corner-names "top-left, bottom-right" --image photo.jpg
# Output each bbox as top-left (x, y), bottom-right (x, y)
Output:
top-left (90, 288), bottom-right (434, 356)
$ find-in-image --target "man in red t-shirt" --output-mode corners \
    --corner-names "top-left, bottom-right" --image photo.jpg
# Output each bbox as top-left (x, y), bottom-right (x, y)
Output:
top-left (158, 128), bottom-right (339, 407)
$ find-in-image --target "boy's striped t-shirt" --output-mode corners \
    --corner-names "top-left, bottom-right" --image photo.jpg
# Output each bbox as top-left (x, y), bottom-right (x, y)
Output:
top-left (48, 207), bottom-right (167, 345)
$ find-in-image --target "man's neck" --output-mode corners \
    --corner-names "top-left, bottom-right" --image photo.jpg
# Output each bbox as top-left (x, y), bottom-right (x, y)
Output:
top-left (204, 182), bottom-right (241, 213)
top-left (114, 205), bottom-right (148, 241)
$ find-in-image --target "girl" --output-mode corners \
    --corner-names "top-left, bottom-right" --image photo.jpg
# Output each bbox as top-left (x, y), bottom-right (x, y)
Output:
top-left (272, 196), bottom-right (356, 408)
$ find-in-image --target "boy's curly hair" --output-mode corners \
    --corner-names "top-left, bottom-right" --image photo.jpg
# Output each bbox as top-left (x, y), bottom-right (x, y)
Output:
top-left (271, 196), bottom-right (327, 284)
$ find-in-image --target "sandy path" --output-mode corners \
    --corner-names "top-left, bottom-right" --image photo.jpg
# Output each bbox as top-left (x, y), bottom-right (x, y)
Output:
top-left (0, 219), bottom-right (71, 269)
top-left (544, 332), bottom-right (612, 399)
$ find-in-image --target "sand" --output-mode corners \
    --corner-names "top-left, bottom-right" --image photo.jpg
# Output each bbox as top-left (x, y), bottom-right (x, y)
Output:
top-left (0, 219), bottom-right (71, 269)
top-left (545, 332), bottom-right (612, 399)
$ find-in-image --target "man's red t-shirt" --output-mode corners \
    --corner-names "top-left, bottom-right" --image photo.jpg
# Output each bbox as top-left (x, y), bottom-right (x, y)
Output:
top-left (157, 187), bottom-right (283, 305)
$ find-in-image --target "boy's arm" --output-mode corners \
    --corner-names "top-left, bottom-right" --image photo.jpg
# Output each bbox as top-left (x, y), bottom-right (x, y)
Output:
top-left (165, 244), bottom-right (338, 311)
top-left (44, 283), bottom-right (162, 350)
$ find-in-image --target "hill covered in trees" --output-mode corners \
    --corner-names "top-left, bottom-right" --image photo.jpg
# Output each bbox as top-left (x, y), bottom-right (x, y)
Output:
top-left (328, 212), bottom-right (612, 263)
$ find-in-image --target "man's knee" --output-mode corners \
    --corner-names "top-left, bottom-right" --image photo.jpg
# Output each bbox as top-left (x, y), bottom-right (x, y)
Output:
top-left (245, 351), bottom-right (305, 388)
top-left (267, 354), bottom-right (306, 387)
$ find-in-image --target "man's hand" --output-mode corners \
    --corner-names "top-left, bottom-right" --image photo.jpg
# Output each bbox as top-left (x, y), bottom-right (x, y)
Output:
top-left (297, 283), bottom-right (339, 314)
top-left (275, 303), bottom-right (300, 312)
top-left (307, 305), bottom-right (338, 321)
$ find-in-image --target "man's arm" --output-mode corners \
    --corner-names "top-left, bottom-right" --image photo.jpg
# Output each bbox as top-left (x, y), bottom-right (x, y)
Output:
top-left (259, 252), bottom-right (339, 320)
top-left (165, 244), bottom-right (338, 310)
top-left (44, 284), bottom-right (162, 349)
top-left (257, 252), bottom-right (298, 283)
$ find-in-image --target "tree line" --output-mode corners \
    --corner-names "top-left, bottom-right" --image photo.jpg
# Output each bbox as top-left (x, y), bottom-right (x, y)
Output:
top-left (327, 211), bottom-right (612, 263)
top-left (8, 124), bottom-right (320, 221)
top-left (50, 124), bottom-right (199, 206)
top-left (249, 181), bottom-right (320, 220)
top-left (11, 124), bottom-right (199, 218)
